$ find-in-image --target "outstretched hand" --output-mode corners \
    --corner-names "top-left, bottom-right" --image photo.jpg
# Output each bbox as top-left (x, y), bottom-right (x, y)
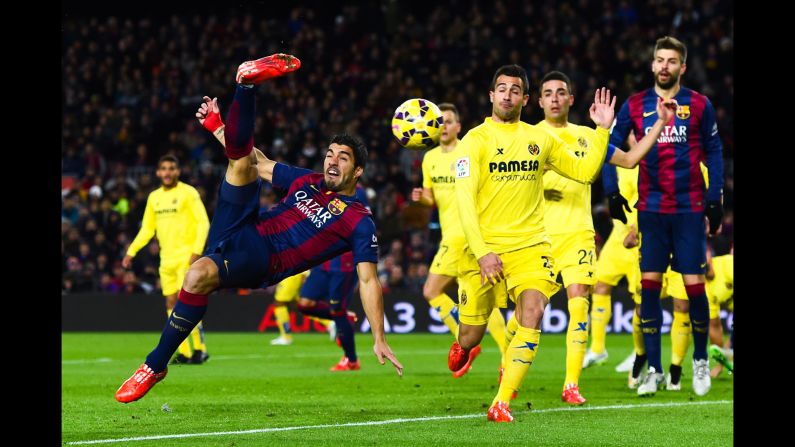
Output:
top-left (374, 340), bottom-right (403, 377)
top-left (196, 96), bottom-right (224, 133)
top-left (589, 87), bottom-right (617, 129)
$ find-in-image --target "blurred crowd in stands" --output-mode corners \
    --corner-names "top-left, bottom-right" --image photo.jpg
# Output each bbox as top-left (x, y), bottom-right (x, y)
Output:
top-left (62, 0), bottom-right (733, 294)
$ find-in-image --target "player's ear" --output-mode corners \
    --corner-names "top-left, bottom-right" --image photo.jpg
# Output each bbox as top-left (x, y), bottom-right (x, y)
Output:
top-left (569, 94), bottom-right (574, 106)
top-left (680, 63), bottom-right (687, 76)
top-left (489, 90), bottom-right (494, 103)
top-left (522, 94), bottom-right (529, 106)
top-left (354, 165), bottom-right (363, 180)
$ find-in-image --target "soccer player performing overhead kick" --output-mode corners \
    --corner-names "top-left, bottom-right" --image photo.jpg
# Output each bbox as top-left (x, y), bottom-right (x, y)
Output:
top-left (116, 54), bottom-right (402, 404)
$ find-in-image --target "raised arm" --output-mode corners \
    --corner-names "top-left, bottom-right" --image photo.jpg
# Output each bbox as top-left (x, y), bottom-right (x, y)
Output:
top-left (196, 96), bottom-right (277, 183)
top-left (356, 261), bottom-right (403, 376)
top-left (546, 88), bottom-right (615, 184)
top-left (608, 98), bottom-right (678, 168)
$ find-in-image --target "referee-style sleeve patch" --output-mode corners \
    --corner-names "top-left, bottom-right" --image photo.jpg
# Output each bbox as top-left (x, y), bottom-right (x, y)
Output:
top-left (455, 157), bottom-right (470, 178)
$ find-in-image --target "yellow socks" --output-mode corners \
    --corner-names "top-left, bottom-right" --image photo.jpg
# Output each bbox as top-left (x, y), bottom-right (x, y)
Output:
top-left (190, 322), bottom-right (206, 352)
top-left (488, 308), bottom-right (507, 367)
top-left (274, 305), bottom-right (292, 338)
top-left (493, 324), bottom-right (541, 404)
top-left (589, 293), bottom-right (611, 354)
top-left (307, 315), bottom-right (332, 329)
top-left (564, 297), bottom-right (589, 387)
top-left (670, 310), bottom-right (691, 366)
top-left (429, 293), bottom-right (459, 338)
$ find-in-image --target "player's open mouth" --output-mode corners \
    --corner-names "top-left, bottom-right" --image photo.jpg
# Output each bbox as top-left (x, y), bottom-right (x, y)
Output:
top-left (327, 167), bottom-right (340, 177)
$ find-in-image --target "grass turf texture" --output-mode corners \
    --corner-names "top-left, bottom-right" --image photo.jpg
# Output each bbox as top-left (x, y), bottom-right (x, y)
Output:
top-left (63, 333), bottom-right (733, 446)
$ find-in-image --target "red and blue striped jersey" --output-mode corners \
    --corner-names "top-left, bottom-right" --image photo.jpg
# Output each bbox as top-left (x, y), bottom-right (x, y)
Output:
top-left (603, 87), bottom-right (724, 213)
top-left (315, 185), bottom-right (371, 273)
top-left (256, 163), bottom-right (378, 285)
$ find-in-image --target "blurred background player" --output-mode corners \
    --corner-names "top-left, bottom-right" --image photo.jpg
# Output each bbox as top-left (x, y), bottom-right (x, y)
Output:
top-left (452, 64), bottom-right (615, 422)
top-left (705, 235), bottom-right (733, 377)
top-left (296, 185), bottom-right (370, 371)
top-left (411, 102), bottom-right (506, 378)
top-left (269, 271), bottom-right (314, 346)
top-left (122, 155), bottom-right (210, 365)
top-left (585, 162), bottom-right (641, 372)
top-left (535, 71), bottom-right (675, 405)
top-left (602, 36), bottom-right (724, 397)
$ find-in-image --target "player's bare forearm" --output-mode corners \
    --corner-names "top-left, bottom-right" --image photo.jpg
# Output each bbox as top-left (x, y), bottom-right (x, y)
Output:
top-left (609, 98), bottom-right (677, 168)
top-left (358, 270), bottom-right (387, 342)
top-left (411, 187), bottom-right (435, 207)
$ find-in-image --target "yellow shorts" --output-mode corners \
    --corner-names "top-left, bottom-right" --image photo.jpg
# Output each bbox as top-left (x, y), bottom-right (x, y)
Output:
top-left (429, 238), bottom-right (466, 277)
top-left (661, 267), bottom-right (687, 300)
top-left (706, 255), bottom-right (733, 319)
top-left (549, 231), bottom-right (596, 288)
top-left (274, 271), bottom-right (310, 303)
top-left (595, 237), bottom-right (641, 295)
top-left (159, 259), bottom-right (191, 296)
top-left (458, 242), bottom-right (560, 326)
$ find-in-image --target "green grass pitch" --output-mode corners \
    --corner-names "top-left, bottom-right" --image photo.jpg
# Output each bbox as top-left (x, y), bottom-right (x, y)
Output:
top-left (62, 332), bottom-right (733, 446)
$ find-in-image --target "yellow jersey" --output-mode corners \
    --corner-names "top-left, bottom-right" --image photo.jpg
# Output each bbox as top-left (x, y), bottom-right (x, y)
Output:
top-left (127, 181), bottom-right (210, 264)
top-left (539, 120), bottom-right (597, 235)
top-left (455, 118), bottom-right (608, 259)
top-left (422, 143), bottom-right (465, 244)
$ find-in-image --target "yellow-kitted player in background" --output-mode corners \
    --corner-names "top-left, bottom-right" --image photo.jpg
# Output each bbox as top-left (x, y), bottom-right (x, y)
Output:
top-left (124, 155), bottom-right (210, 364)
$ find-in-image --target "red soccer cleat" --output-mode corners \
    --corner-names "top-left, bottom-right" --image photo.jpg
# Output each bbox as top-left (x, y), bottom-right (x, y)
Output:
top-left (115, 364), bottom-right (167, 403)
top-left (453, 345), bottom-right (482, 378)
top-left (497, 367), bottom-right (519, 400)
top-left (330, 356), bottom-right (361, 371)
top-left (561, 383), bottom-right (587, 405)
top-left (448, 341), bottom-right (468, 371)
top-left (487, 401), bottom-right (514, 422)
top-left (236, 53), bottom-right (301, 85)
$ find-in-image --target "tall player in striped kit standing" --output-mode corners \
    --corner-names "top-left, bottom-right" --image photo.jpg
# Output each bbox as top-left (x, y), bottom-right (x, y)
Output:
top-left (601, 36), bottom-right (724, 397)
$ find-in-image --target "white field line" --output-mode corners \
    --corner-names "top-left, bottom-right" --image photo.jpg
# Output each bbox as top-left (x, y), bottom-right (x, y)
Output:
top-left (66, 400), bottom-right (732, 445)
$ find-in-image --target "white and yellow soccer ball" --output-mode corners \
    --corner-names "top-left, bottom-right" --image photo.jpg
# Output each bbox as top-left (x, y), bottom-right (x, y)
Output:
top-left (391, 98), bottom-right (444, 150)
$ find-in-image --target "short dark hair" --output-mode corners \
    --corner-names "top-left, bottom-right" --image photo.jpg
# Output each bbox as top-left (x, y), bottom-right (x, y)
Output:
top-left (437, 103), bottom-right (460, 122)
top-left (331, 133), bottom-right (368, 170)
top-left (539, 71), bottom-right (573, 95)
top-left (158, 154), bottom-right (179, 168)
top-left (490, 64), bottom-right (530, 95)
top-left (654, 36), bottom-right (687, 64)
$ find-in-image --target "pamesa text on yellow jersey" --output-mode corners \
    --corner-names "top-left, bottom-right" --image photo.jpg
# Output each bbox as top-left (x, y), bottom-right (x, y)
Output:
top-left (454, 118), bottom-right (608, 259)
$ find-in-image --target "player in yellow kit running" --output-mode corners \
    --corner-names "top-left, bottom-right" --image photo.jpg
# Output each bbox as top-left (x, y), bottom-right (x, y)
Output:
top-left (534, 71), bottom-right (676, 404)
top-left (411, 103), bottom-right (507, 378)
top-left (123, 155), bottom-right (211, 364)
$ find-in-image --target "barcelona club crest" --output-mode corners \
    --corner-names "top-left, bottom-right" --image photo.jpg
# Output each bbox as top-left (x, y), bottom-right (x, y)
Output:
top-left (676, 105), bottom-right (691, 120)
top-left (528, 143), bottom-right (540, 155)
top-left (328, 198), bottom-right (347, 216)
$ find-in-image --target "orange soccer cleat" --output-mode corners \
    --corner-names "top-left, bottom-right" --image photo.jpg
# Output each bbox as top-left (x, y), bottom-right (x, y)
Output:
top-left (561, 383), bottom-right (587, 405)
top-left (487, 401), bottom-right (514, 422)
top-left (330, 356), bottom-right (361, 371)
top-left (236, 53), bottom-right (301, 85)
top-left (452, 345), bottom-right (482, 378)
top-left (115, 364), bottom-right (167, 403)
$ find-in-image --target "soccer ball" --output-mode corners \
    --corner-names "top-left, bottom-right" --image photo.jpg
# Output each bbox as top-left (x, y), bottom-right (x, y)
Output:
top-left (391, 98), bottom-right (444, 150)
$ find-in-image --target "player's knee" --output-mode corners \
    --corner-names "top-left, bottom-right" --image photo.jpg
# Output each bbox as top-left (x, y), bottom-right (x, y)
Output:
top-left (422, 282), bottom-right (438, 301)
top-left (673, 299), bottom-right (689, 313)
top-left (297, 298), bottom-right (316, 310)
top-left (594, 282), bottom-right (611, 295)
top-left (183, 258), bottom-right (219, 295)
top-left (516, 305), bottom-right (544, 328)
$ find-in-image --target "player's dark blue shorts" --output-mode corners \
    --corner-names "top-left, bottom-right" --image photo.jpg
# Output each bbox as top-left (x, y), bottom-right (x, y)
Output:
top-left (638, 211), bottom-right (707, 275)
top-left (204, 179), bottom-right (273, 289)
top-left (300, 268), bottom-right (358, 311)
